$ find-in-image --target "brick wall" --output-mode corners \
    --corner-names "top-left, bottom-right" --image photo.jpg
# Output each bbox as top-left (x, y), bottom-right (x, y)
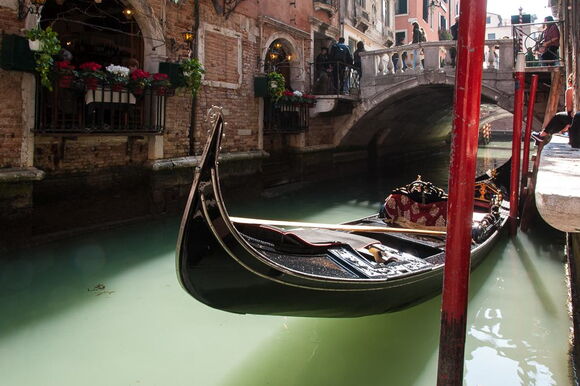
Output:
top-left (0, 7), bottom-right (26, 169)
top-left (0, 0), bottom-right (333, 173)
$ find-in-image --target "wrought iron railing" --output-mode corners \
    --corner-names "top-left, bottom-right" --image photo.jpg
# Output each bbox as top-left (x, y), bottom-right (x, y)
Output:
top-left (264, 98), bottom-right (310, 133)
top-left (512, 20), bottom-right (564, 69)
top-left (34, 80), bottom-right (167, 134)
top-left (310, 61), bottom-right (361, 96)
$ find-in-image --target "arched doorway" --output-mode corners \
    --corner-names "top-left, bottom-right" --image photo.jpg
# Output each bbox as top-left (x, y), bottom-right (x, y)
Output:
top-left (34, 0), bottom-right (167, 135)
top-left (264, 39), bottom-right (296, 90)
top-left (40, 0), bottom-right (144, 68)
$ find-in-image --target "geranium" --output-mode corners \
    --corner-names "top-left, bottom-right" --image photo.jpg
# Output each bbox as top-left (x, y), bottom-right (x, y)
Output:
top-left (152, 73), bottom-right (171, 88)
top-left (277, 90), bottom-right (317, 106)
top-left (56, 60), bottom-right (75, 71)
top-left (79, 62), bottom-right (102, 72)
top-left (129, 69), bottom-right (151, 90)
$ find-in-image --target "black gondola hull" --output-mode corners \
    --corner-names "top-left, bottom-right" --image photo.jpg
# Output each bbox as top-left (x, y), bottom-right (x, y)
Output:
top-left (176, 111), bottom-right (509, 317)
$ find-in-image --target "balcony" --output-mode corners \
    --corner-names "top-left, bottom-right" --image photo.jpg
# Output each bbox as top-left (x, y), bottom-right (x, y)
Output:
top-left (355, 7), bottom-right (370, 32)
top-left (264, 99), bottom-right (310, 134)
top-left (313, 0), bottom-right (337, 16)
top-left (34, 81), bottom-right (167, 135)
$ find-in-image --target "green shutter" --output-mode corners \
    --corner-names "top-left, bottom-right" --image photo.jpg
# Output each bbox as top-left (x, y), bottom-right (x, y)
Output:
top-left (158, 62), bottom-right (186, 88)
top-left (0, 35), bottom-right (36, 72)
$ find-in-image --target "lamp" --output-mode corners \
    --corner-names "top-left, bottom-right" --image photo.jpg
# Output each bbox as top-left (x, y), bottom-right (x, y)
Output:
top-left (17, 0), bottom-right (46, 20)
top-left (286, 54), bottom-right (292, 61)
top-left (269, 52), bottom-right (279, 60)
top-left (182, 31), bottom-right (195, 43)
top-left (122, 8), bottom-right (134, 19)
top-left (274, 42), bottom-right (283, 49)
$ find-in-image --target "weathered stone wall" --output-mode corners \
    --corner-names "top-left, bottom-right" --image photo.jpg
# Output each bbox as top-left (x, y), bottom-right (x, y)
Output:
top-left (0, 6), bottom-right (25, 169)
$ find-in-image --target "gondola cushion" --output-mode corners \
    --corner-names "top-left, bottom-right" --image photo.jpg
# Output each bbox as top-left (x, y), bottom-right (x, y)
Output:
top-left (383, 194), bottom-right (447, 227)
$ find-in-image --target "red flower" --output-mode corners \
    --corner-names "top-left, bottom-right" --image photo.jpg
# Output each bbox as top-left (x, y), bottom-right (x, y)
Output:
top-left (282, 90), bottom-right (294, 96)
top-left (131, 69), bottom-right (151, 80)
top-left (152, 73), bottom-right (169, 81)
top-left (79, 62), bottom-right (102, 72)
top-left (56, 61), bottom-right (75, 71)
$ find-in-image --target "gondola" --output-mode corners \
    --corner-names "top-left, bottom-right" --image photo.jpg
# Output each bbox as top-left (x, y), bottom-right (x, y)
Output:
top-left (176, 108), bottom-right (510, 317)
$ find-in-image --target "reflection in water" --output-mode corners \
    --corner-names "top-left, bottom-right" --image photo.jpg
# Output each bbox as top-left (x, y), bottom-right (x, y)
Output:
top-left (0, 142), bottom-right (571, 385)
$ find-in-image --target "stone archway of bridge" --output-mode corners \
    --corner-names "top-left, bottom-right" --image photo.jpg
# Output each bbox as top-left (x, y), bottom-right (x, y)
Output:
top-left (336, 76), bottom-right (514, 147)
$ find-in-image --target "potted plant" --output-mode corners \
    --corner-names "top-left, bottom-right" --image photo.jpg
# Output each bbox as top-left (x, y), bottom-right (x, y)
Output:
top-left (105, 64), bottom-right (130, 91)
top-left (152, 73), bottom-right (172, 96)
top-left (267, 71), bottom-right (285, 100)
top-left (79, 62), bottom-right (104, 90)
top-left (179, 58), bottom-right (204, 96)
top-left (54, 60), bottom-right (76, 89)
top-left (25, 27), bottom-right (62, 90)
top-left (129, 69), bottom-right (151, 95)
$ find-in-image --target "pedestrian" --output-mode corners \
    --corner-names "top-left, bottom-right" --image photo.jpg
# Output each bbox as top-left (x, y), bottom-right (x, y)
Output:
top-left (315, 47), bottom-right (332, 94)
top-left (532, 73), bottom-right (575, 142)
top-left (353, 41), bottom-right (365, 79)
top-left (329, 37), bottom-right (353, 94)
top-left (450, 16), bottom-right (459, 66)
top-left (539, 16), bottom-right (560, 65)
top-left (411, 22), bottom-right (421, 69)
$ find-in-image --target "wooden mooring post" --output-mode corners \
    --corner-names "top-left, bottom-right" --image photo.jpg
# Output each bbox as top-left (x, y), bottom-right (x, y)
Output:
top-left (521, 74), bottom-right (539, 197)
top-left (436, 0), bottom-right (487, 384)
top-left (509, 53), bottom-right (526, 236)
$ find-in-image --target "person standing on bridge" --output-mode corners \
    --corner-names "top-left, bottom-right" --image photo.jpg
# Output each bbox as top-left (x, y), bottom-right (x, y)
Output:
top-left (539, 16), bottom-right (560, 66)
top-left (450, 16), bottom-right (459, 66)
top-left (353, 41), bottom-right (365, 81)
top-left (330, 37), bottom-right (353, 95)
top-left (411, 22), bottom-right (422, 69)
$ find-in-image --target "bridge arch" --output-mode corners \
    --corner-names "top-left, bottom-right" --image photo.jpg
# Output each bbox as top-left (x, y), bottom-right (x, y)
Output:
top-left (335, 72), bottom-right (515, 151)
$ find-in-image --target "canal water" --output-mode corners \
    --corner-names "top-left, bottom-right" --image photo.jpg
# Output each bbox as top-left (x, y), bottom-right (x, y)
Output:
top-left (0, 141), bottom-right (571, 385)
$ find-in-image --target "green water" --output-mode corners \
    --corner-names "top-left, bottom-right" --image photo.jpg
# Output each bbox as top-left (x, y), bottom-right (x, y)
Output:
top-left (0, 141), bottom-right (571, 385)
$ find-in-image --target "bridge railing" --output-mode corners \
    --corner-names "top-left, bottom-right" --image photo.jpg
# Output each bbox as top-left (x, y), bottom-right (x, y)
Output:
top-left (360, 39), bottom-right (514, 81)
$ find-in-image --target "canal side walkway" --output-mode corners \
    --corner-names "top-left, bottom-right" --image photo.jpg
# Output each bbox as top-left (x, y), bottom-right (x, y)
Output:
top-left (534, 134), bottom-right (580, 380)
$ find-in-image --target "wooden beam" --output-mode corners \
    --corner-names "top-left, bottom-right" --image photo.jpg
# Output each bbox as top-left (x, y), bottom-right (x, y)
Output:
top-left (230, 216), bottom-right (447, 236)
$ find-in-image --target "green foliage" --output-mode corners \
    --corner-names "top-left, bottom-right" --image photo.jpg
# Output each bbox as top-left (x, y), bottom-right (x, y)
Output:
top-left (25, 27), bottom-right (62, 90)
top-left (438, 29), bottom-right (452, 41)
top-left (180, 58), bottom-right (205, 96)
top-left (267, 71), bottom-right (285, 100)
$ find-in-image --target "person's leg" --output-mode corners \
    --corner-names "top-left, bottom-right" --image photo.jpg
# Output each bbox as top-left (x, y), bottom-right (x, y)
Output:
top-left (569, 112), bottom-right (580, 148)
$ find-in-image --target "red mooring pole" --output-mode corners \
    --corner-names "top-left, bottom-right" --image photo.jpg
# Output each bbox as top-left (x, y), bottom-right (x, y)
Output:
top-left (436, 0), bottom-right (487, 384)
top-left (521, 74), bottom-right (539, 197)
top-left (509, 53), bottom-right (526, 236)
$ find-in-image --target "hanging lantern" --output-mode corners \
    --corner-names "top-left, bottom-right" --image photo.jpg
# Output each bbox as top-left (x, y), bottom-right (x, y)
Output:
top-left (286, 54), bottom-right (292, 61)
top-left (269, 52), bottom-right (279, 60)
top-left (122, 8), bottom-right (134, 18)
top-left (274, 42), bottom-right (282, 49)
top-left (182, 31), bottom-right (195, 43)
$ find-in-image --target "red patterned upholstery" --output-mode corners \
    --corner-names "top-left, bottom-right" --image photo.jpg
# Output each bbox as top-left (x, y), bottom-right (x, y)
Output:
top-left (383, 194), bottom-right (447, 227)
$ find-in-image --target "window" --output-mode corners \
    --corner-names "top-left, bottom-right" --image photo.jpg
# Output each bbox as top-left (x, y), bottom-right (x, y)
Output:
top-left (395, 31), bottom-right (406, 45)
top-left (486, 16), bottom-right (491, 24)
top-left (423, 0), bottom-right (429, 22)
top-left (440, 15), bottom-right (447, 30)
top-left (396, 0), bottom-right (407, 14)
top-left (356, 0), bottom-right (366, 7)
top-left (348, 37), bottom-right (357, 53)
top-left (488, 33), bottom-right (496, 40)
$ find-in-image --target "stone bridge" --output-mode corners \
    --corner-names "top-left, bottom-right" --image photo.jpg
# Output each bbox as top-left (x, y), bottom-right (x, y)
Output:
top-left (327, 39), bottom-right (517, 153)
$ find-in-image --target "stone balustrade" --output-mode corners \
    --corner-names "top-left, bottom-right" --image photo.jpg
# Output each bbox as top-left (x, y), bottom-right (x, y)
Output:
top-left (360, 39), bottom-right (515, 81)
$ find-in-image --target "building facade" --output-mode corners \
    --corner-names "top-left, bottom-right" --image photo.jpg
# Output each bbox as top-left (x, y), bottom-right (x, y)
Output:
top-left (0, 0), bottom-right (345, 219)
top-left (340, 0), bottom-right (395, 51)
top-left (393, 0), bottom-right (458, 45)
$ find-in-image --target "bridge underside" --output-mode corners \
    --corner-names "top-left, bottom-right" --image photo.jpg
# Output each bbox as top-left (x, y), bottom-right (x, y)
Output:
top-left (340, 85), bottom-right (501, 156)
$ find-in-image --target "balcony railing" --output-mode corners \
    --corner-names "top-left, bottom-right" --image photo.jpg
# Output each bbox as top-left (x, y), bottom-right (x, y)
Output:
top-left (313, 0), bottom-right (337, 15)
top-left (310, 61), bottom-right (361, 96)
top-left (359, 39), bottom-right (514, 76)
top-left (512, 20), bottom-right (564, 70)
top-left (34, 80), bottom-right (167, 135)
top-left (264, 98), bottom-right (310, 134)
